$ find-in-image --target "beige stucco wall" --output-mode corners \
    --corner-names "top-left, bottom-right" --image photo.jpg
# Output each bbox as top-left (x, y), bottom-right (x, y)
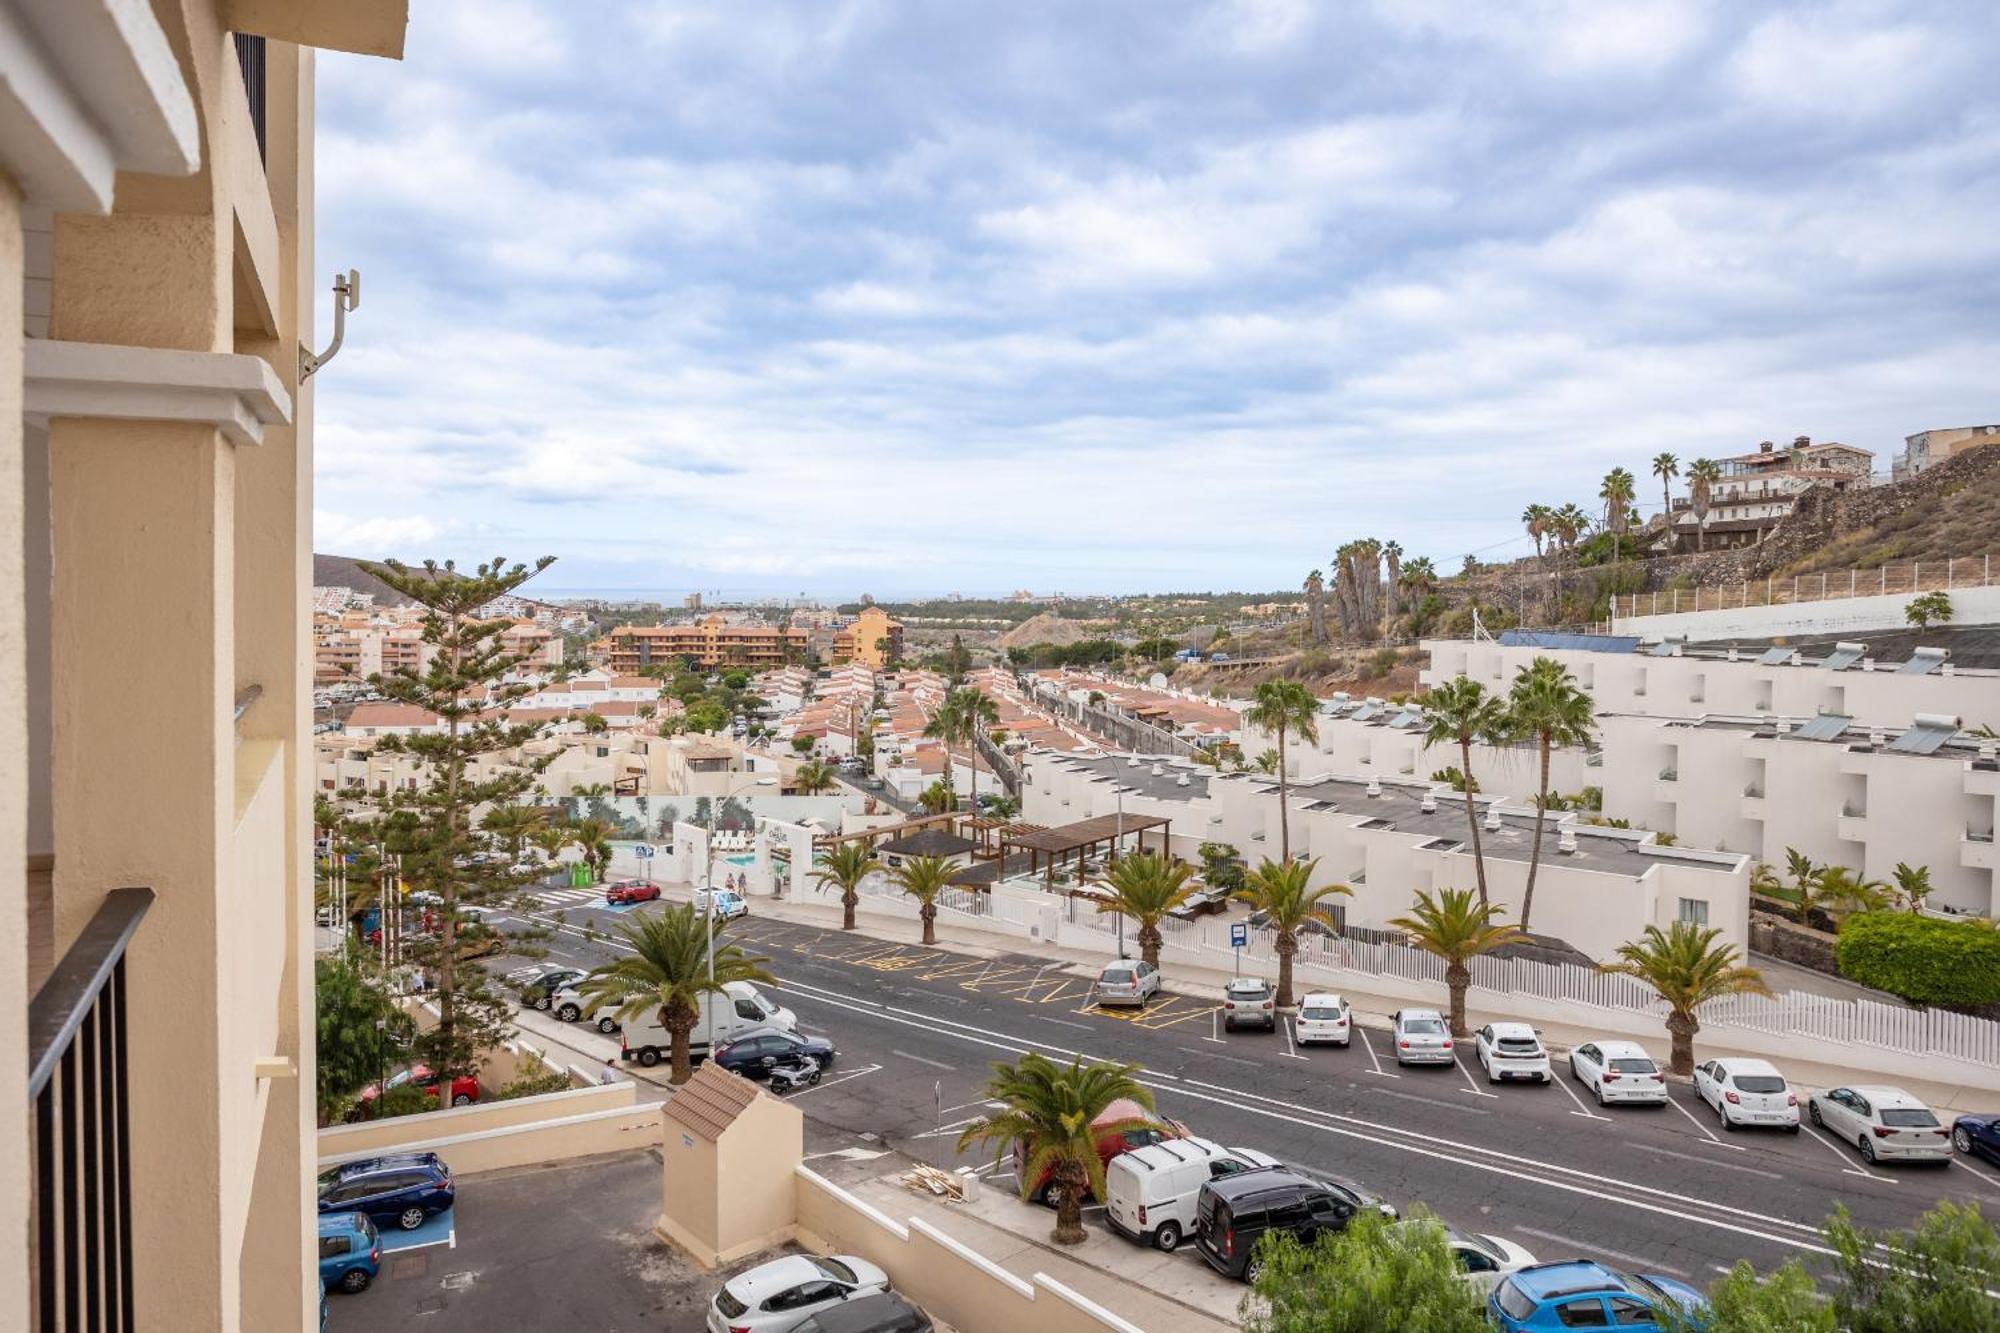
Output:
top-left (325, 1104), bottom-right (661, 1177)
top-left (0, 170), bottom-right (29, 1333)
top-left (659, 1128), bottom-right (724, 1262)
top-left (660, 1087), bottom-right (804, 1267)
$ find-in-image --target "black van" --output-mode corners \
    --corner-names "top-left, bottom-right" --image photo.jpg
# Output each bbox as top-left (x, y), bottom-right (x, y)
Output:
top-left (1193, 1167), bottom-right (1389, 1281)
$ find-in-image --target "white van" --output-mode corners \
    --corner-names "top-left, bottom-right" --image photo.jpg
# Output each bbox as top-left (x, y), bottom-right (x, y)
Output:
top-left (616, 981), bottom-right (797, 1068)
top-left (1104, 1137), bottom-right (1279, 1252)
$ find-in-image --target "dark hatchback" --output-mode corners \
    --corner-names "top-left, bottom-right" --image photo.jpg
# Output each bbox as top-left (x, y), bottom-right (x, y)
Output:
top-left (792, 1292), bottom-right (934, 1333)
top-left (317, 1152), bottom-right (455, 1231)
top-left (712, 1027), bottom-right (837, 1080)
top-left (1194, 1167), bottom-right (1395, 1281)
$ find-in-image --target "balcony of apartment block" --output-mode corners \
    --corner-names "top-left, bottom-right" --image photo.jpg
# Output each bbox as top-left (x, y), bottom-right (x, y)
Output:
top-left (1653, 766), bottom-right (1680, 804)
top-left (1965, 825), bottom-right (1998, 871)
top-left (1966, 757), bottom-right (2000, 799)
top-left (1837, 800), bottom-right (1870, 843)
top-left (1740, 780), bottom-right (1767, 821)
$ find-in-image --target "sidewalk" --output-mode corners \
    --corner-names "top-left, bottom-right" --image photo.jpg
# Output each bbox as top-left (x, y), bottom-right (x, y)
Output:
top-left (604, 852), bottom-right (2000, 1119)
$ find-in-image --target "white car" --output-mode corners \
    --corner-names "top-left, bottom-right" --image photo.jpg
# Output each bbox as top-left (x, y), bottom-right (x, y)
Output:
top-left (1692, 1057), bottom-right (1800, 1133)
top-left (1473, 1023), bottom-right (1551, 1084)
top-left (1223, 977), bottom-right (1277, 1031)
top-left (1092, 958), bottom-right (1162, 1008)
top-left (1808, 1086), bottom-right (1952, 1164)
top-left (1439, 1228), bottom-right (1538, 1292)
top-left (550, 984), bottom-right (621, 1032)
top-left (694, 888), bottom-right (750, 921)
top-left (707, 1254), bottom-right (891, 1333)
top-left (1568, 1040), bottom-right (1668, 1105)
top-left (1295, 993), bottom-right (1352, 1046)
top-left (1391, 1009), bottom-right (1455, 1066)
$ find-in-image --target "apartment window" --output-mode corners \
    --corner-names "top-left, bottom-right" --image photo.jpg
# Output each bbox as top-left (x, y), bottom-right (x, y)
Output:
top-left (1677, 898), bottom-right (1709, 927)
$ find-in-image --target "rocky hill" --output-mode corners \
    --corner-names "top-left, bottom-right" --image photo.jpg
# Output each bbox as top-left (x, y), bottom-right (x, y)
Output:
top-left (312, 553), bottom-right (415, 606)
top-left (997, 611), bottom-right (1100, 649)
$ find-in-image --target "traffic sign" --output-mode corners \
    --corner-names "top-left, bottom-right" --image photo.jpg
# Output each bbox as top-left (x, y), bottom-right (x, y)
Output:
top-left (1229, 923), bottom-right (1248, 949)
top-left (634, 844), bottom-right (655, 859)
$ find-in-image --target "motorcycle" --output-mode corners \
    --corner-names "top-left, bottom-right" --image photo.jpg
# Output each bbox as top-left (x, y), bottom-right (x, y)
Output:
top-left (768, 1056), bottom-right (822, 1096)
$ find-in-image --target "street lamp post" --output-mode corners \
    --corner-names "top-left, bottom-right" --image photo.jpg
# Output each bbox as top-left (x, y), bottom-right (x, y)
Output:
top-left (1115, 792), bottom-right (1125, 959)
top-left (704, 772), bottom-right (776, 983)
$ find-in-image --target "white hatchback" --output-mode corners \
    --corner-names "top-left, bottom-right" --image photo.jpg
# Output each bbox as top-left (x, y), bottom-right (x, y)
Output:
top-left (1473, 1023), bottom-right (1551, 1084)
top-left (1295, 993), bottom-right (1352, 1046)
top-left (1808, 1085), bottom-right (1952, 1164)
top-left (1692, 1057), bottom-right (1800, 1132)
top-left (707, 1254), bottom-right (891, 1333)
top-left (1568, 1039), bottom-right (1668, 1105)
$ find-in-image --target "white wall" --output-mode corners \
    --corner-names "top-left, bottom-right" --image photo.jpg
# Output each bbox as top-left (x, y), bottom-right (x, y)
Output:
top-left (1614, 584), bottom-right (2000, 640)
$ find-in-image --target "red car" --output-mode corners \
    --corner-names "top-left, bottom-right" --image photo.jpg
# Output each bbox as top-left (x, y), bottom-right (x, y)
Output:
top-left (1013, 1098), bottom-right (1188, 1205)
top-left (356, 1064), bottom-right (479, 1111)
top-left (605, 880), bottom-right (660, 905)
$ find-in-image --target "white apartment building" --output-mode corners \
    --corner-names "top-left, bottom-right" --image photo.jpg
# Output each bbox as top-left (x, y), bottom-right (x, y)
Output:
top-left (1021, 750), bottom-right (1750, 962)
top-left (1664, 437), bottom-right (1872, 551)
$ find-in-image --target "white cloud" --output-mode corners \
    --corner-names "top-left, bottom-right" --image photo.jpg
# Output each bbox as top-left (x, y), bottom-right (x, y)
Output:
top-left (313, 511), bottom-right (444, 553)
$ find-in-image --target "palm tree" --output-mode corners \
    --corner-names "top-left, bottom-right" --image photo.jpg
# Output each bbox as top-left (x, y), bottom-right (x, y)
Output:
top-left (810, 841), bottom-right (880, 931)
top-left (791, 760), bottom-right (837, 795)
top-left (1420, 677), bottom-right (1510, 907)
top-left (1231, 857), bottom-right (1349, 1008)
top-left (1506, 658), bottom-right (1594, 931)
top-left (1781, 848), bottom-right (1819, 923)
top-left (1304, 568), bottom-right (1329, 646)
top-left (1892, 862), bottom-right (1933, 914)
top-left (1686, 458), bottom-right (1720, 551)
top-left (1254, 749), bottom-right (1281, 775)
top-left (1598, 922), bottom-right (1771, 1076)
top-left (954, 687), bottom-right (1001, 815)
top-left (571, 816), bottom-right (614, 883)
top-left (917, 781), bottom-right (957, 815)
top-left (892, 854), bottom-right (957, 945)
top-left (529, 822), bottom-right (572, 866)
top-left (1244, 679), bottom-right (1320, 861)
top-left (922, 690), bottom-right (971, 809)
top-left (1096, 852), bottom-right (1196, 969)
top-left (1389, 889), bottom-right (1523, 1037)
top-left (958, 1054), bottom-right (1156, 1243)
top-left (1521, 503), bottom-right (1552, 565)
top-left (578, 906), bottom-right (774, 1084)
top-left (1651, 453), bottom-right (1679, 528)
top-left (1552, 503), bottom-right (1591, 563)
top-left (1398, 556), bottom-right (1438, 606)
top-left (1600, 467), bottom-right (1637, 574)
top-left (479, 803), bottom-right (547, 860)
top-left (985, 794), bottom-right (1021, 820)
top-left (1807, 865), bottom-right (1892, 920)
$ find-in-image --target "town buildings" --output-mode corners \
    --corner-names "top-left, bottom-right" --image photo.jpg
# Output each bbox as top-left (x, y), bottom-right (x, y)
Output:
top-left (2, 4), bottom-right (410, 1329)
top-left (1892, 424), bottom-right (2000, 481)
top-left (832, 605), bottom-right (904, 668)
top-left (607, 613), bottom-right (807, 671)
top-left (1665, 437), bottom-right (1873, 551)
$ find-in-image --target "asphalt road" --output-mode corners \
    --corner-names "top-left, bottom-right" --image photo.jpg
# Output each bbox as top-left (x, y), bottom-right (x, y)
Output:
top-left (493, 880), bottom-right (2000, 1294)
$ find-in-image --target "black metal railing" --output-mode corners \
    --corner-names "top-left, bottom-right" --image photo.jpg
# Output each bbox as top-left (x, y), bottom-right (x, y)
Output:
top-left (233, 33), bottom-right (267, 164)
top-left (29, 887), bottom-right (152, 1333)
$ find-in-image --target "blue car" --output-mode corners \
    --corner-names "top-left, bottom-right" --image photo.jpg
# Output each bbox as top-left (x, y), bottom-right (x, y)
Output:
top-left (317, 1212), bottom-right (380, 1294)
top-left (1491, 1260), bottom-right (1707, 1330)
top-left (1955, 1112), bottom-right (2000, 1165)
top-left (317, 1151), bottom-right (454, 1231)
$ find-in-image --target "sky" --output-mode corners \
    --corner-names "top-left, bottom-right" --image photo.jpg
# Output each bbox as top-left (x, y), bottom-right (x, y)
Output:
top-left (312, 0), bottom-right (2000, 602)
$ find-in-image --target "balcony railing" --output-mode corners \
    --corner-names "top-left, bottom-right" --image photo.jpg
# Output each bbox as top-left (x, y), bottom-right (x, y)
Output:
top-left (1971, 827), bottom-right (1996, 844)
top-left (1657, 768), bottom-right (1678, 781)
top-left (1842, 801), bottom-right (1868, 818)
top-left (233, 34), bottom-right (266, 164)
top-left (1743, 783), bottom-right (1764, 798)
top-left (29, 886), bottom-right (153, 1333)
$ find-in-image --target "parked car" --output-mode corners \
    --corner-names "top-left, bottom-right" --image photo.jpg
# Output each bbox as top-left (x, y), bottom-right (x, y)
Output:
top-left (552, 983), bottom-right (621, 1033)
top-left (316, 1211), bottom-right (380, 1294)
top-left (1568, 1040), bottom-right (1668, 1106)
top-left (1248, 909), bottom-right (1336, 941)
top-left (1105, 1137), bottom-right (1280, 1252)
top-left (1952, 1111), bottom-right (2000, 1165)
top-left (1294, 993), bottom-right (1351, 1046)
top-left (1391, 1009), bottom-right (1455, 1066)
top-left (455, 922), bottom-right (505, 960)
top-left (1430, 1226), bottom-right (1537, 1293)
top-left (1223, 977), bottom-right (1277, 1031)
top-left (316, 1152), bottom-right (454, 1231)
top-left (1194, 1166), bottom-right (1395, 1281)
top-left (1692, 1057), bottom-right (1800, 1132)
top-left (713, 1027), bottom-right (838, 1080)
top-left (622, 980), bottom-right (797, 1068)
top-left (1473, 1022), bottom-right (1551, 1084)
top-left (1490, 1260), bottom-right (1706, 1331)
top-left (1014, 1098), bottom-right (1188, 1205)
top-left (695, 888), bottom-right (751, 921)
top-left (706, 1254), bottom-right (890, 1333)
top-left (355, 1063), bottom-right (480, 1111)
top-left (519, 965), bottom-right (587, 1010)
top-left (1808, 1086), bottom-right (1952, 1164)
top-left (606, 879), bottom-right (661, 905)
top-left (1093, 958), bottom-right (1162, 1008)
top-left (790, 1291), bottom-right (933, 1333)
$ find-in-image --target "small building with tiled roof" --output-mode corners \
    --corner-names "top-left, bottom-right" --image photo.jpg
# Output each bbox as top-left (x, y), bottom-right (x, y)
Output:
top-left (657, 1063), bottom-right (803, 1267)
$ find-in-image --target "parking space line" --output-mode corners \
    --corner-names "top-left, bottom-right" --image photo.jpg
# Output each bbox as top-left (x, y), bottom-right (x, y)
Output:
top-left (1356, 1026), bottom-right (1399, 1078)
top-left (891, 1049), bottom-right (956, 1071)
top-left (1665, 1090), bottom-right (1748, 1151)
top-left (1514, 1227), bottom-right (1689, 1278)
top-left (1550, 1064), bottom-right (1612, 1121)
top-left (1281, 1019), bottom-right (1309, 1061)
top-left (1133, 999), bottom-right (1222, 1031)
top-left (1204, 1011), bottom-right (1226, 1045)
top-left (1952, 1156), bottom-right (2000, 1193)
top-left (1453, 1054), bottom-right (1499, 1099)
top-left (1629, 1141), bottom-right (1784, 1181)
top-left (1800, 1123), bottom-right (1893, 1181)
top-left (779, 1063), bottom-right (883, 1099)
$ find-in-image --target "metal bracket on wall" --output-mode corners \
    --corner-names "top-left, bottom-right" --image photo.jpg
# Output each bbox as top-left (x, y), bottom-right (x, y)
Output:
top-left (300, 269), bottom-right (361, 379)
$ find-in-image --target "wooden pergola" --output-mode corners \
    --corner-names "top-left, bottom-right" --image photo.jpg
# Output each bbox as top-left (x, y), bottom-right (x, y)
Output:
top-left (999, 813), bottom-right (1173, 888)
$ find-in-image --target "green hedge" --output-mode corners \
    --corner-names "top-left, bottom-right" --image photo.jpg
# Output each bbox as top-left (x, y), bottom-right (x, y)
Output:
top-left (1836, 912), bottom-right (2000, 1008)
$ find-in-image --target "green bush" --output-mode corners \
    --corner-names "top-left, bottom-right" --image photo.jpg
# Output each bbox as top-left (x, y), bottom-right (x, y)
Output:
top-left (1836, 912), bottom-right (2000, 1008)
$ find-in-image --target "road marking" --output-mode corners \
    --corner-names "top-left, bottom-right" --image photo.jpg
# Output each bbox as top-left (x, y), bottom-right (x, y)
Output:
top-left (1207, 1053), bottom-right (1260, 1069)
top-left (1664, 1090), bottom-right (1748, 1150)
top-left (1514, 1227), bottom-right (1689, 1278)
top-left (1454, 1054), bottom-right (1499, 1099)
top-left (1952, 1155), bottom-right (2000, 1192)
top-left (778, 1063), bottom-right (882, 1099)
top-left (1550, 1062), bottom-right (1612, 1121)
top-left (1799, 1123), bottom-right (1892, 1181)
top-left (1280, 1020), bottom-right (1309, 1062)
top-left (1370, 1086), bottom-right (1490, 1115)
top-left (1038, 1017), bottom-right (1093, 1031)
top-left (1134, 1000), bottom-right (1222, 1032)
top-left (913, 1116), bottom-right (986, 1139)
top-left (1356, 1026), bottom-right (1399, 1078)
top-left (1628, 1141), bottom-right (1784, 1180)
top-left (1205, 1011), bottom-right (1225, 1045)
top-left (891, 1049), bottom-right (956, 1071)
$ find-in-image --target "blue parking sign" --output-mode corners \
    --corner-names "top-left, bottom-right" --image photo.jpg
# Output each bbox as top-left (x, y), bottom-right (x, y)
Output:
top-left (1230, 923), bottom-right (1248, 949)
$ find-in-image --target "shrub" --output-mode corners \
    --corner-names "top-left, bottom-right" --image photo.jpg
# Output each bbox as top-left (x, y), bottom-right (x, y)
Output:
top-left (497, 1052), bottom-right (574, 1100)
top-left (1836, 912), bottom-right (2000, 1008)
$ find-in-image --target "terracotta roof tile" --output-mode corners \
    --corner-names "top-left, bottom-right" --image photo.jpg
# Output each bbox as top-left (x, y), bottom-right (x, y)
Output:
top-left (664, 1063), bottom-right (761, 1142)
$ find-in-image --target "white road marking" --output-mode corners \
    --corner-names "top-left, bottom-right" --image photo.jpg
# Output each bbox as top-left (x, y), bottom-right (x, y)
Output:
top-left (1206, 1011), bottom-right (1225, 1045)
top-left (912, 1116), bottom-right (987, 1140)
top-left (1038, 1017), bottom-right (1094, 1031)
top-left (1664, 1089), bottom-right (1748, 1150)
top-left (1800, 1123), bottom-right (1892, 1182)
top-left (1552, 1059), bottom-right (1612, 1121)
top-left (891, 1049), bottom-right (956, 1071)
top-left (1356, 1026), bottom-right (1399, 1078)
top-left (1514, 1227), bottom-right (1689, 1278)
top-left (1952, 1155), bottom-right (2000, 1192)
top-left (1628, 1141), bottom-right (1784, 1181)
top-left (1280, 1019), bottom-right (1309, 1061)
top-left (777, 1063), bottom-right (883, 1100)
top-left (1454, 1054), bottom-right (1499, 1100)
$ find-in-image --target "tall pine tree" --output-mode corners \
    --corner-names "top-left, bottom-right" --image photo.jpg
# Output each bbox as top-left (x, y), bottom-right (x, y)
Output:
top-left (356, 555), bottom-right (557, 1079)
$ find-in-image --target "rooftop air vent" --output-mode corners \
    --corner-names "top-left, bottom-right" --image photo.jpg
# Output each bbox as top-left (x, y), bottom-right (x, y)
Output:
top-left (1484, 806), bottom-right (1503, 832)
top-left (1558, 828), bottom-right (1579, 854)
top-left (1176, 772), bottom-right (1190, 787)
top-left (1127, 756), bottom-right (1141, 767)
top-left (1869, 728), bottom-right (1887, 748)
top-left (1366, 776), bottom-right (1383, 797)
top-left (1151, 763), bottom-right (1163, 776)
top-left (1420, 789), bottom-right (1438, 813)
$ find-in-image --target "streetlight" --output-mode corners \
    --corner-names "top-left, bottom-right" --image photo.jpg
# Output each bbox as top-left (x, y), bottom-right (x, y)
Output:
top-left (1114, 791), bottom-right (1125, 960)
top-left (705, 772), bottom-right (776, 982)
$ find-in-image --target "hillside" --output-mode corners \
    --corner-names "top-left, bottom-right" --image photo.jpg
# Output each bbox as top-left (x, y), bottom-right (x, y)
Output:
top-left (1770, 444), bottom-right (2000, 577)
top-left (997, 611), bottom-right (1099, 649)
top-left (312, 553), bottom-right (415, 606)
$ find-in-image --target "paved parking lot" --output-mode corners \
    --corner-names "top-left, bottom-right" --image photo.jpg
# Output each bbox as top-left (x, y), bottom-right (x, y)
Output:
top-left (327, 1150), bottom-right (764, 1332)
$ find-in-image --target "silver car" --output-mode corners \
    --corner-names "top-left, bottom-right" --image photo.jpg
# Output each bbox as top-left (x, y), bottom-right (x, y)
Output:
top-left (1808, 1085), bottom-right (1952, 1164)
top-left (1223, 977), bottom-right (1277, 1031)
top-left (1391, 1009), bottom-right (1455, 1066)
top-left (1093, 959), bottom-right (1161, 1008)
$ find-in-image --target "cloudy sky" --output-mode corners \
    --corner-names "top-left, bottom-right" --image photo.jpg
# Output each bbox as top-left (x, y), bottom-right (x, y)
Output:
top-left (313, 0), bottom-right (2000, 601)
